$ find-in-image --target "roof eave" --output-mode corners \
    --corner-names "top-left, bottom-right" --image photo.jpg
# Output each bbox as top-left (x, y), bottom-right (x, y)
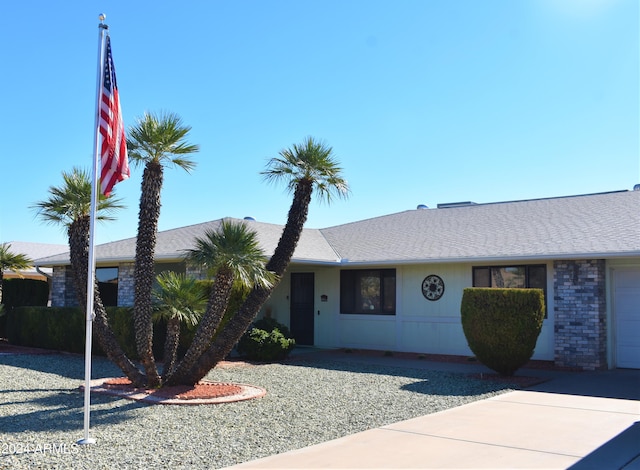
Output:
top-left (338, 251), bottom-right (640, 266)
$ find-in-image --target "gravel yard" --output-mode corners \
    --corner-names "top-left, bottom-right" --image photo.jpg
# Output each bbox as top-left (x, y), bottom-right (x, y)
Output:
top-left (0, 351), bottom-right (518, 469)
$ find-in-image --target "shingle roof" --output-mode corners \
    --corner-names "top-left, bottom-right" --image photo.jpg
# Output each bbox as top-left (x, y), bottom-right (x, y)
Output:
top-left (36, 218), bottom-right (341, 266)
top-left (321, 190), bottom-right (640, 264)
top-left (3, 241), bottom-right (67, 276)
top-left (35, 190), bottom-right (640, 267)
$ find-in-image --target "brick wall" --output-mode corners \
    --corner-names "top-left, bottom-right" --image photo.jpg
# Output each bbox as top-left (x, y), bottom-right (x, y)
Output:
top-left (50, 266), bottom-right (80, 307)
top-left (51, 262), bottom-right (201, 308)
top-left (117, 262), bottom-right (135, 307)
top-left (50, 266), bottom-right (66, 307)
top-left (553, 259), bottom-right (607, 370)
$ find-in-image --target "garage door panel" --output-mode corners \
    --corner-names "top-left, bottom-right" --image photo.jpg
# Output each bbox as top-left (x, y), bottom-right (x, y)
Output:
top-left (614, 269), bottom-right (640, 369)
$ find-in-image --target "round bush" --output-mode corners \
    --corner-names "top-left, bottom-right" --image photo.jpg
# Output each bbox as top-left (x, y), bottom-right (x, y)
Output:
top-left (237, 318), bottom-right (295, 362)
top-left (461, 288), bottom-right (545, 376)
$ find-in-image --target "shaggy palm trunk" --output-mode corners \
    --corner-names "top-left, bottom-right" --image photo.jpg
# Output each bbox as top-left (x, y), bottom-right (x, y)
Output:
top-left (133, 162), bottom-right (163, 387)
top-left (181, 180), bottom-right (313, 384)
top-left (68, 217), bottom-right (145, 386)
top-left (164, 271), bottom-right (234, 385)
top-left (0, 273), bottom-right (4, 305)
top-left (161, 317), bottom-right (181, 379)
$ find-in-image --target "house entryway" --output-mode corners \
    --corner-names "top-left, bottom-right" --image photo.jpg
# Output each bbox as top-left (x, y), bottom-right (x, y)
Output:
top-left (614, 269), bottom-right (640, 369)
top-left (290, 273), bottom-right (314, 346)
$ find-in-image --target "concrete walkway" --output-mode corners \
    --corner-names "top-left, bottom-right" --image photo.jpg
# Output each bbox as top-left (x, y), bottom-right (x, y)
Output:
top-left (224, 352), bottom-right (640, 470)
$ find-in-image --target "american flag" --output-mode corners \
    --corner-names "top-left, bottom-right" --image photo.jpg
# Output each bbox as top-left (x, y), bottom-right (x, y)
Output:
top-left (99, 35), bottom-right (129, 197)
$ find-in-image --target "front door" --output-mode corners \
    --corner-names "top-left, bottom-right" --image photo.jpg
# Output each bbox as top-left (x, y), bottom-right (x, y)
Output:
top-left (290, 273), bottom-right (314, 346)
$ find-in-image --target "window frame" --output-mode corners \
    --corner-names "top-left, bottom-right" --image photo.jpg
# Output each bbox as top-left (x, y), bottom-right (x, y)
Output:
top-left (340, 268), bottom-right (396, 315)
top-left (96, 266), bottom-right (119, 307)
top-left (472, 264), bottom-right (547, 316)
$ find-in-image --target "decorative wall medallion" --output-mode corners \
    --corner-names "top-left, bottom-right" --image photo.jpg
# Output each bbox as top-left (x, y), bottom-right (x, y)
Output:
top-left (422, 275), bottom-right (445, 301)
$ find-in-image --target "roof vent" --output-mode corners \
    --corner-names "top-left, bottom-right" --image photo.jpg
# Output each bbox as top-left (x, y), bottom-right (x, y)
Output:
top-left (416, 204), bottom-right (428, 210)
top-left (437, 201), bottom-right (477, 209)
top-left (244, 216), bottom-right (255, 221)
top-left (634, 184), bottom-right (640, 191)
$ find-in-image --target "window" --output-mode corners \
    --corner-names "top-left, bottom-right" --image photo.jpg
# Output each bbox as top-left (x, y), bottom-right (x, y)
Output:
top-left (340, 269), bottom-right (396, 314)
top-left (473, 265), bottom-right (546, 290)
top-left (473, 265), bottom-right (547, 315)
top-left (96, 267), bottom-right (118, 307)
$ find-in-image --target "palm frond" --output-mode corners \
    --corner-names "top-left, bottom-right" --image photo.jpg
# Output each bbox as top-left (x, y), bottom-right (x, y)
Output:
top-left (184, 220), bottom-right (275, 290)
top-left (127, 111), bottom-right (199, 172)
top-left (31, 167), bottom-right (125, 229)
top-left (261, 136), bottom-right (350, 204)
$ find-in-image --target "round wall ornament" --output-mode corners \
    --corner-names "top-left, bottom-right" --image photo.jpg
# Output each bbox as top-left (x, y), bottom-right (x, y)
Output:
top-left (421, 274), bottom-right (445, 301)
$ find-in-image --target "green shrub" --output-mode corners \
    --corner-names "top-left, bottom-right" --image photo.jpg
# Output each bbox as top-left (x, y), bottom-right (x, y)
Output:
top-left (461, 288), bottom-right (545, 376)
top-left (1, 279), bottom-right (49, 338)
top-left (3, 279), bottom-right (49, 309)
top-left (237, 318), bottom-right (295, 362)
top-left (6, 306), bottom-right (85, 352)
top-left (6, 306), bottom-right (163, 358)
top-left (251, 316), bottom-right (292, 338)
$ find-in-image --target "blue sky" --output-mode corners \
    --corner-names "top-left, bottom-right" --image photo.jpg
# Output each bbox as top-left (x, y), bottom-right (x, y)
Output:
top-left (1, 0), bottom-right (638, 247)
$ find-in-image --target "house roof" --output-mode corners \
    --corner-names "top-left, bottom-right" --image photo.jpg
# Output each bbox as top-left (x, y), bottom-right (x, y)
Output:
top-left (322, 190), bottom-right (640, 264)
top-left (35, 190), bottom-right (640, 267)
top-left (3, 241), bottom-right (68, 277)
top-left (36, 218), bottom-right (341, 266)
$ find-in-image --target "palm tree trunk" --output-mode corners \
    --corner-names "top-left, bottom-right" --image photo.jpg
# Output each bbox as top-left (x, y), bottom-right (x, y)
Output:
top-left (180, 180), bottom-right (313, 384)
top-left (68, 217), bottom-right (145, 386)
top-left (164, 271), bottom-right (234, 385)
top-left (133, 162), bottom-right (163, 387)
top-left (161, 317), bottom-right (181, 380)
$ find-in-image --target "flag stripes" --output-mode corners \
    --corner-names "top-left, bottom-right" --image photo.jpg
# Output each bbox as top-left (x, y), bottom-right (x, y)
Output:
top-left (99, 35), bottom-right (129, 196)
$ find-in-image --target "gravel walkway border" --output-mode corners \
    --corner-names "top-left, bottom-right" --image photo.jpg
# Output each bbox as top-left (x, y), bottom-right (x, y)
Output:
top-left (0, 351), bottom-right (521, 469)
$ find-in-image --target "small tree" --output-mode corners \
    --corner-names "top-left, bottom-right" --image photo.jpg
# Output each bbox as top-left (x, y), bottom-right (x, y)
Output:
top-left (152, 271), bottom-right (207, 379)
top-left (461, 288), bottom-right (545, 376)
top-left (164, 220), bottom-right (275, 386)
top-left (32, 167), bottom-right (144, 384)
top-left (180, 137), bottom-right (349, 384)
top-left (128, 111), bottom-right (200, 387)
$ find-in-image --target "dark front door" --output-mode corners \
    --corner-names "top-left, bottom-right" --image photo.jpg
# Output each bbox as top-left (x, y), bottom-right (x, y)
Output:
top-left (290, 273), bottom-right (314, 346)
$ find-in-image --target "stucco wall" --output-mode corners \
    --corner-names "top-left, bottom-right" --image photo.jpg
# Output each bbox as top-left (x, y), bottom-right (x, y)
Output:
top-left (271, 262), bottom-right (555, 360)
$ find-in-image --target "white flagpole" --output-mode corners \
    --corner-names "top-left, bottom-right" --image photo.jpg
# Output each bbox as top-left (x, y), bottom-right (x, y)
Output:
top-left (78, 14), bottom-right (108, 446)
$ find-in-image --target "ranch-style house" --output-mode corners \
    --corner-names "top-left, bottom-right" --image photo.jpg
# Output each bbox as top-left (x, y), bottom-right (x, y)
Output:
top-left (36, 189), bottom-right (640, 370)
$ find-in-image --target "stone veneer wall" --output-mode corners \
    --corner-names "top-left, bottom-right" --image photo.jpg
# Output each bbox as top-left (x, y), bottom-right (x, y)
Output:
top-left (117, 263), bottom-right (135, 307)
top-left (51, 266), bottom-right (79, 307)
top-left (116, 263), bottom-right (202, 307)
top-left (553, 259), bottom-right (607, 370)
top-left (186, 265), bottom-right (206, 280)
top-left (52, 263), bottom-right (201, 308)
top-left (50, 266), bottom-right (66, 307)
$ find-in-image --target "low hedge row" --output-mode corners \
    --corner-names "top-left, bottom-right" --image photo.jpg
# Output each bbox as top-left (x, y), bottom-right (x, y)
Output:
top-left (0, 278), bottom-right (49, 338)
top-left (6, 306), bottom-right (180, 359)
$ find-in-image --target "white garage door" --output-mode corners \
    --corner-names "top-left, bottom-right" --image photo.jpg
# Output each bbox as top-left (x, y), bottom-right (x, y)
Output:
top-left (614, 269), bottom-right (640, 369)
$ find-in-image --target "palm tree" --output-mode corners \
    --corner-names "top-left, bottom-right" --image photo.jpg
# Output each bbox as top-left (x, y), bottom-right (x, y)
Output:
top-left (32, 167), bottom-right (144, 385)
top-left (152, 271), bottom-right (207, 379)
top-left (165, 220), bottom-right (274, 386)
top-left (0, 243), bottom-right (32, 304)
top-left (127, 111), bottom-right (199, 387)
top-left (185, 137), bottom-right (349, 382)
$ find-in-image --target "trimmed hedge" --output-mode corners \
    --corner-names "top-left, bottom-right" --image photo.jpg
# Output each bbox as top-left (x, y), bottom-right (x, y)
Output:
top-left (2, 278), bottom-right (49, 309)
top-left (6, 306), bottom-right (85, 353)
top-left (461, 288), bottom-right (545, 376)
top-left (6, 306), bottom-right (166, 358)
top-left (0, 279), bottom-right (49, 338)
